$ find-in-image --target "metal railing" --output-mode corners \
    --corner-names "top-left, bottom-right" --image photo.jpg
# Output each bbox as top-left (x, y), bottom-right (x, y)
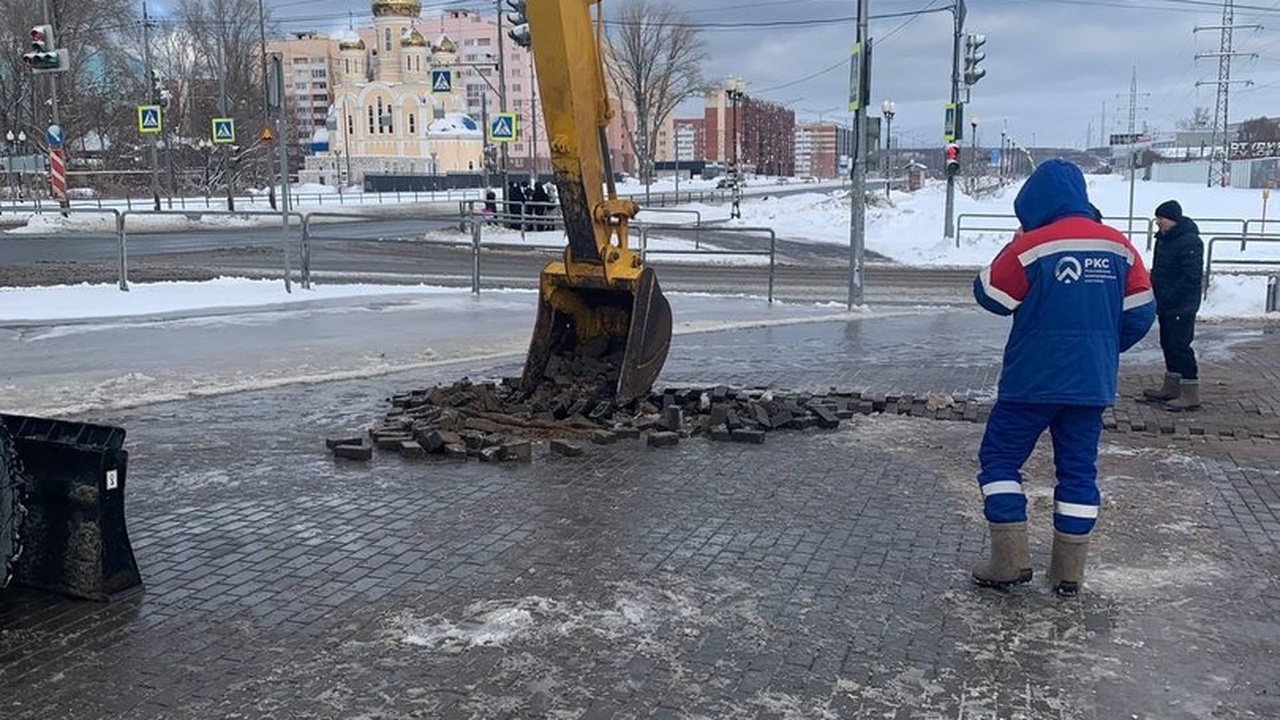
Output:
top-left (638, 224), bottom-right (777, 303)
top-left (1203, 235), bottom-right (1280, 297)
top-left (8, 203), bottom-right (768, 298)
top-left (956, 213), bottom-right (1270, 252)
top-left (955, 212), bottom-right (1157, 248)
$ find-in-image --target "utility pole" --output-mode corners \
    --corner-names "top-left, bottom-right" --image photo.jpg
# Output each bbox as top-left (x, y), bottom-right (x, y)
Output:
top-left (497, 0), bottom-right (510, 208)
top-left (847, 0), bottom-right (869, 309)
top-left (1116, 68), bottom-right (1150, 242)
top-left (1196, 0), bottom-right (1259, 187)
top-left (218, 31), bottom-right (234, 211)
top-left (37, 0), bottom-right (68, 212)
top-left (943, 0), bottom-right (965, 239)
top-left (258, 0), bottom-right (275, 209)
top-left (529, 50), bottom-right (538, 184)
top-left (142, 2), bottom-right (161, 211)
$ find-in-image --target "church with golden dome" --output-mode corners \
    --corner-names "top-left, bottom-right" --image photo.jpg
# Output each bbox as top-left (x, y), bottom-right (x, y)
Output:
top-left (299, 0), bottom-right (485, 186)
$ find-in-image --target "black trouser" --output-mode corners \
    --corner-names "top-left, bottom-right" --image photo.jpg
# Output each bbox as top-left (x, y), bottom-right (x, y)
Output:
top-left (1158, 313), bottom-right (1198, 380)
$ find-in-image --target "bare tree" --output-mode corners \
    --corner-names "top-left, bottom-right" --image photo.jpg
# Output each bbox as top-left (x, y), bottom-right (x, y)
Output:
top-left (605, 0), bottom-right (706, 190)
top-left (1176, 107), bottom-right (1212, 131)
top-left (1236, 116), bottom-right (1280, 143)
top-left (1, 0), bottom-right (138, 165)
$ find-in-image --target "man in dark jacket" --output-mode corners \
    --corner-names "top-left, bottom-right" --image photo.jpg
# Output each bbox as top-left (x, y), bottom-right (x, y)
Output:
top-left (972, 159), bottom-right (1155, 596)
top-left (1141, 200), bottom-right (1204, 411)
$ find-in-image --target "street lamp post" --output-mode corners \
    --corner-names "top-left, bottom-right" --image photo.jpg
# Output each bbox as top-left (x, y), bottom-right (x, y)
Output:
top-left (970, 116), bottom-right (979, 186)
top-left (3, 130), bottom-right (14, 209)
top-left (6, 130), bottom-right (28, 203)
top-left (1000, 125), bottom-right (1007, 185)
top-left (333, 149), bottom-right (343, 195)
top-left (881, 100), bottom-right (895, 198)
top-left (723, 77), bottom-right (745, 219)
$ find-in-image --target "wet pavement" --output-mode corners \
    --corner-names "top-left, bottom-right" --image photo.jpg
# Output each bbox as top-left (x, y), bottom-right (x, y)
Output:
top-left (2, 308), bottom-right (1279, 719)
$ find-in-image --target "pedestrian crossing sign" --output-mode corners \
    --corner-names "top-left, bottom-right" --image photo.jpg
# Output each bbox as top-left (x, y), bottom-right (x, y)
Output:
top-left (488, 113), bottom-right (517, 143)
top-left (431, 69), bottom-right (453, 94)
top-left (211, 118), bottom-right (236, 144)
top-left (137, 104), bottom-right (162, 134)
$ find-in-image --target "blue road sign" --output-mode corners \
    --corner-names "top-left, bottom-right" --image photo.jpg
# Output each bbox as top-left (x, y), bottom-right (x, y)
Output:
top-left (431, 69), bottom-right (453, 94)
top-left (211, 118), bottom-right (236, 144)
top-left (138, 104), bottom-right (162, 134)
top-left (46, 124), bottom-right (63, 149)
top-left (489, 113), bottom-right (517, 143)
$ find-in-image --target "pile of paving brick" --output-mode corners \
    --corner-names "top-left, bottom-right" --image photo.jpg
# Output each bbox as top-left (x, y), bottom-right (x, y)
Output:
top-left (327, 375), bottom-right (981, 463)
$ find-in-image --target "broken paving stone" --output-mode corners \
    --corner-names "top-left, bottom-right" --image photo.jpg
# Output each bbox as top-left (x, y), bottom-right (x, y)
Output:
top-left (332, 444), bottom-right (373, 461)
top-left (348, 374), bottom-right (987, 467)
top-left (399, 440), bottom-right (427, 459)
top-left (478, 446), bottom-right (503, 462)
top-left (501, 441), bottom-right (532, 463)
top-left (374, 433), bottom-right (413, 450)
top-left (647, 431), bottom-right (680, 448)
top-left (549, 439), bottom-right (584, 457)
top-left (660, 406), bottom-right (684, 432)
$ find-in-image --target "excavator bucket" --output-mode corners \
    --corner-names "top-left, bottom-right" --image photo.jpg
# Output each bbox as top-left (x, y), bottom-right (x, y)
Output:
top-left (521, 265), bottom-right (672, 404)
top-left (1, 414), bottom-right (142, 601)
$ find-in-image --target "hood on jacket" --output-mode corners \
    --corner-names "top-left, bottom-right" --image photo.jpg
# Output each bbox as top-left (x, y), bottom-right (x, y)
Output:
top-left (1013, 158), bottom-right (1095, 232)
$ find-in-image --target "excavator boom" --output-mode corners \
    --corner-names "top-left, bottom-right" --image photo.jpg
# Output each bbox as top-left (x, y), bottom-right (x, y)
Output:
top-left (517, 0), bottom-right (672, 404)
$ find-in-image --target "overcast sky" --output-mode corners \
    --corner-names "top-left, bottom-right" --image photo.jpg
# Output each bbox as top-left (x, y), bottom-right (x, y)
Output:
top-left (267, 0), bottom-right (1280, 148)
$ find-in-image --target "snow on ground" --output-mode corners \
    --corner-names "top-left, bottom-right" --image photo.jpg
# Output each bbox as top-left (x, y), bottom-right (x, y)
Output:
top-left (1, 173), bottom-right (1278, 319)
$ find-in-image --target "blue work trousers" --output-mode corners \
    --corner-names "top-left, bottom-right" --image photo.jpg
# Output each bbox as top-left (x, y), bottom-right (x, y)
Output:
top-left (977, 400), bottom-right (1105, 535)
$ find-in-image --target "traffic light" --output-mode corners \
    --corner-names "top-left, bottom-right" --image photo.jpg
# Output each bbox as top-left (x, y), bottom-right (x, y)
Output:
top-left (149, 70), bottom-right (171, 107)
top-left (945, 143), bottom-right (961, 177)
top-left (964, 34), bottom-right (987, 87)
top-left (505, 0), bottom-right (531, 48)
top-left (23, 24), bottom-right (66, 73)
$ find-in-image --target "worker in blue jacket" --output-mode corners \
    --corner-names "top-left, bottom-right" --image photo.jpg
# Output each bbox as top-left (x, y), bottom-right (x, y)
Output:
top-left (972, 159), bottom-right (1156, 596)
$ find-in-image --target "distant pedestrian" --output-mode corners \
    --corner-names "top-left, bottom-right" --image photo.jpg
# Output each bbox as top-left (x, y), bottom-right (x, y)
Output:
top-left (531, 183), bottom-right (552, 231)
top-left (506, 182), bottom-right (524, 230)
top-left (483, 189), bottom-right (497, 221)
top-left (971, 159), bottom-right (1155, 597)
top-left (1141, 200), bottom-right (1204, 411)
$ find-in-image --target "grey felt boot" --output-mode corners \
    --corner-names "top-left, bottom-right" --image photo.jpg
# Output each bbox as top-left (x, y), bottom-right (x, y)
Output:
top-left (1048, 531), bottom-right (1091, 597)
top-left (1142, 372), bottom-right (1181, 401)
top-left (971, 521), bottom-right (1033, 588)
top-left (1165, 379), bottom-right (1201, 411)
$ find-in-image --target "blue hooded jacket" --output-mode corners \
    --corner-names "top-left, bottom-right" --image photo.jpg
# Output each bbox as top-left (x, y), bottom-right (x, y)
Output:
top-left (973, 159), bottom-right (1156, 406)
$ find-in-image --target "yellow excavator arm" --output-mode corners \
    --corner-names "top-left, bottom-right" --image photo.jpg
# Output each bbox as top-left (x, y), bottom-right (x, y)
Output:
top-left (518, 0), bottom-right (672, 403)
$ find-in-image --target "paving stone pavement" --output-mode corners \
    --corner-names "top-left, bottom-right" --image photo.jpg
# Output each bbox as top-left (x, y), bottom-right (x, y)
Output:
top-left (2, 309), bottom-right (1279, 719)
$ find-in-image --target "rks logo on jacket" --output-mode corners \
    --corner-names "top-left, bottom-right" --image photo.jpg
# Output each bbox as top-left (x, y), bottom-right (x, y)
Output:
top-left (1054, 257), bottom-right (1082, 284)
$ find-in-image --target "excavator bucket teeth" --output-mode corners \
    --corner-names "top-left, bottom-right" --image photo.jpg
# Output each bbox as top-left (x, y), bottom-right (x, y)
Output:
top-left (520, 266), bottom-right (672, 404)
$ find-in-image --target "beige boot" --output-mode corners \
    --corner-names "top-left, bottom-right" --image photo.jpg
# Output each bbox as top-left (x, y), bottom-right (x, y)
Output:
top-left (1048, 531), bottom-right (1090, 597)
top-left (1165, 379), bottom-right (1200, 411)
top-left (971, 521), bottom-right (1033, 588)
top-left (1142, 372), bottom-right (1181, 401)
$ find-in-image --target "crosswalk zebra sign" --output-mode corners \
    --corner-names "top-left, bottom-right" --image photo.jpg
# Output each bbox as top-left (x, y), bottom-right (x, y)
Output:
top-left (211, 118), bottom-right (235, 144)
top-left (488, 113), bottom-right (517, 143)
top-left (137, 105), bottom-right (162, 134)
top-left (431, 69), bottom-right (453, 94)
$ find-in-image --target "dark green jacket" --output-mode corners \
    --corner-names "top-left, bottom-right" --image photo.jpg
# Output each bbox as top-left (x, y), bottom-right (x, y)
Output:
top-left (1151, 217), bottom-right (1203, 317)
